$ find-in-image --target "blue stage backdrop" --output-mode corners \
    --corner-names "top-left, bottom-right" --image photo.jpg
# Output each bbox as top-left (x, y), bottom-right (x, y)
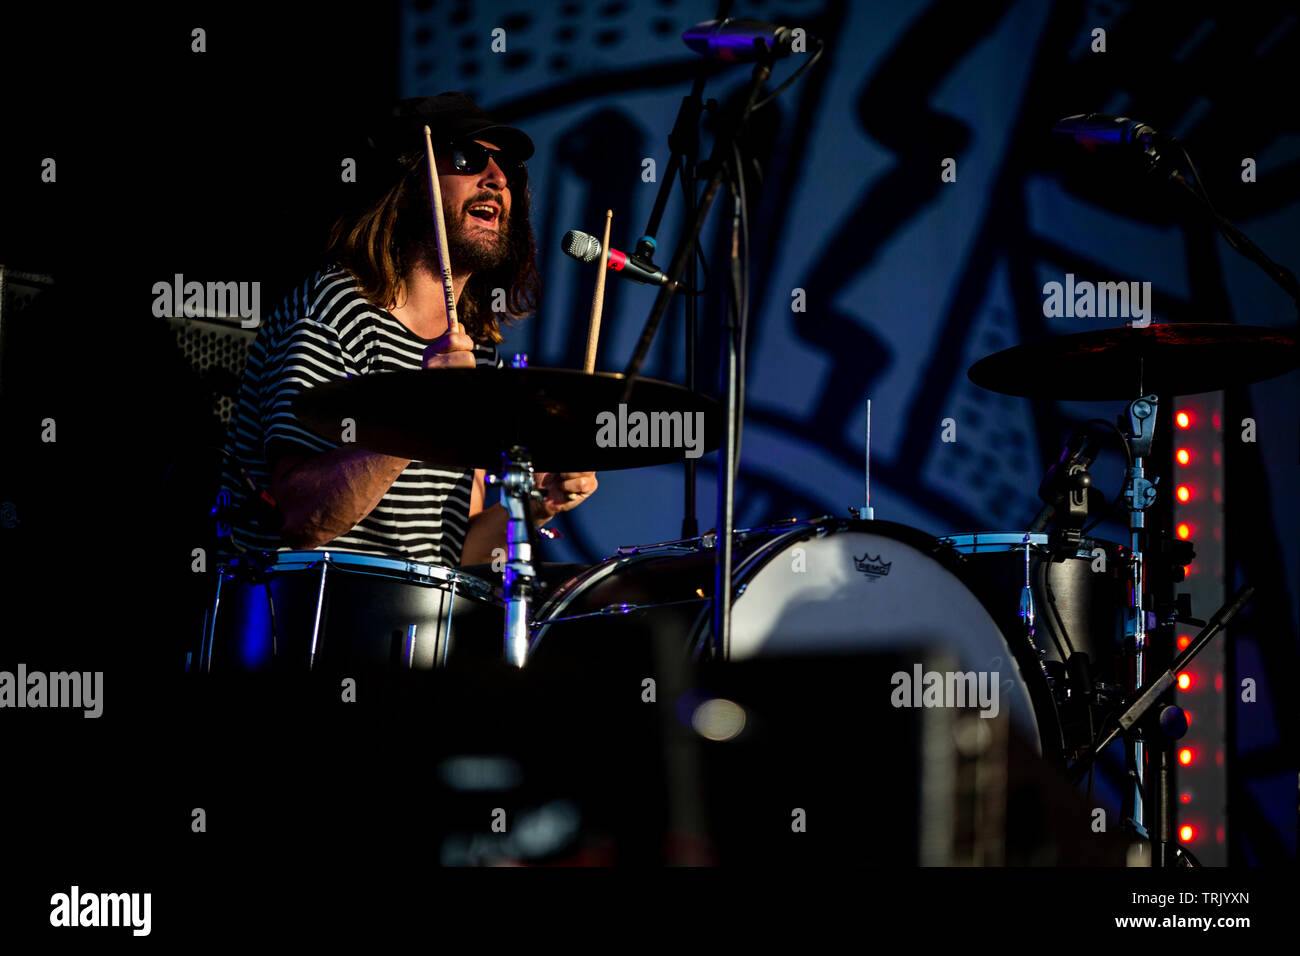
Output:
top-left (395, 0), bottom-right (1298, 862)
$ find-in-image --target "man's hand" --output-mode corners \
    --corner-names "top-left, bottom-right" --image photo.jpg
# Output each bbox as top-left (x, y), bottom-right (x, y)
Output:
top-left (422, 321), bottom-right (477, 369)
top-left (532, 471), bottom-right (598, 523)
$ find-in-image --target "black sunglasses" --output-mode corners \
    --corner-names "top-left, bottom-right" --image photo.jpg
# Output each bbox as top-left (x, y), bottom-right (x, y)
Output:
top-left (440, 140), bottom-right (526, 187)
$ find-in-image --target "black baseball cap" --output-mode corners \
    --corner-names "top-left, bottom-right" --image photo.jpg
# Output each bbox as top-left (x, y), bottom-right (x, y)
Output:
top-left (368, 92), bottom-right (534, 162)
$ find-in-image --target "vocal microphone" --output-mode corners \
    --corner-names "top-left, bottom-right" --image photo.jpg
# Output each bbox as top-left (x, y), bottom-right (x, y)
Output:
top-left (682, 18), bottom-right (801, 62)
top-left (1052, 113), bottom-right (1176, 173)
top-left (562, 230), bottom-right (691, 292)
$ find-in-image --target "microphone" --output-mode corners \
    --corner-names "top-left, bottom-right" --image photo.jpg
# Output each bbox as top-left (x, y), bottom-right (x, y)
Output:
top-left (682, 18), bottom-right (800, 62)
top-left (212, 465), bottom-right (283, 538)
top-left (1052, 113), bottom-right (1173, 171)
top-left (1028, 428), bottom-right (1100, 532)
top-left (562, 230), bottom-right (688, 291)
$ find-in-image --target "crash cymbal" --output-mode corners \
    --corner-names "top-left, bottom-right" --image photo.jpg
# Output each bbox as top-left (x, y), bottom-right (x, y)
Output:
top-left (969, 324), bottom-right (1299, 400)
top-left (294, 367), bottom-right (721, 472)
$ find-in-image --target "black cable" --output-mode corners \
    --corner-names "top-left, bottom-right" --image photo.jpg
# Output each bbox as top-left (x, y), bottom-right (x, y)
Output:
top-left (729, 140), bottom-right (750, 471)
top-left (727, 28), bottom-right (818, 470)
top-left (1174, 139), bottom-right (1300, 309)
top-left (1080, 418), bottom-right (1134, 537)
top-left (678, 153), bottom-right (711, 297)
top-left (751, 37), bottom-right (825, 112)
top-left (1086, 691), bottom-right (1097, 801)
top-left (1179, 141), bottom-right (1213, 214)
top-left (1089, 417), bottom-right (1133, 471)
top-left (1038, 557), bottom-right (1076, 660)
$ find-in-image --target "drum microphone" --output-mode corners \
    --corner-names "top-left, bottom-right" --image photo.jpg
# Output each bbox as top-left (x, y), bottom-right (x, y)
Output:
top-left (1028, 428), bottom-right (1100, 532)
top-left (211, 465), bottom-right (283, 536)
top-left (562, 230), bottom-right (691, 292)
top-left (682, 18), bottom-right (801, 62)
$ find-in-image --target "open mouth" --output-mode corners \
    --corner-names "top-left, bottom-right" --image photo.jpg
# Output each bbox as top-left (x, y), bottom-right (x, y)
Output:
top-left (466, 203), bottom-right (500, 225)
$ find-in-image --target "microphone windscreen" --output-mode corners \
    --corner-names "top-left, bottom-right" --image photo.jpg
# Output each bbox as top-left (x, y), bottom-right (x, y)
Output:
top-left (561, 230), bottom-right (602, 263)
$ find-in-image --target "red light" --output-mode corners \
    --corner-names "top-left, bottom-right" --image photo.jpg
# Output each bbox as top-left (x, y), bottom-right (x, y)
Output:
top-left (1178, 672), bottom-right (1193, 691)
top-left (1180, 825), bottom-right (1195, 842)
top-left (1176, 485), bottom-right (1192, 502)
top-left (1176, 523), bottom-right (1191, 539)
top-left (1178, 748), bottom-right (1193, 766)
top-left (1183, 710), bottom-right (1192, 726)
top-left (1175, 411), bottom-right (1191, 428)
top-left (1180, 794), bottom-right (1191, 803)
top-left (1177, 634), bottom-right (1191, 650)
top-left (1176, 449), bottom-right (1191, 465)
top-left (1183, 564), bottom-right (1192, 577)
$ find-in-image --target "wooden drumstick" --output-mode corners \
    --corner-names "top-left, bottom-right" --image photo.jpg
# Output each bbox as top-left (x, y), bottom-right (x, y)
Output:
top-left (584, 209), bottom-right (613, 374)
top-left (423, 125), bottom-right (460, 335)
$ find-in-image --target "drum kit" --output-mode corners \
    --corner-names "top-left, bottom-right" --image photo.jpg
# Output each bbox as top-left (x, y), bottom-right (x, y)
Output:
top-left (200, 322), bottom-right (1294, 782)
top-left (191, 299), bottom-right (1289, 863)
top-left (195, 33), bottom-right (1297, 864)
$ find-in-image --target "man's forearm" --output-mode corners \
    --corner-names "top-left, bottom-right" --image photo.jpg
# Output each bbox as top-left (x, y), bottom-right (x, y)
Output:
top-left (460, 501), bottom-right (553, 566)
top-left (460, 503), bottom-right (508, 565)
top-left (278, 446), bottom-right (411, 548)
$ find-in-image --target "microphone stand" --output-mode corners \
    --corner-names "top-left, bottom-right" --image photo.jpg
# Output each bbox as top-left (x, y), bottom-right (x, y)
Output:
top-left (634, 0), bottom-right (732, 539)
top-left (621, 40), bottom-right (783, 660)
top-left (636, 75), bottom-right (708, 539)
top-left (1139, 134), bottom-right (1300, 317)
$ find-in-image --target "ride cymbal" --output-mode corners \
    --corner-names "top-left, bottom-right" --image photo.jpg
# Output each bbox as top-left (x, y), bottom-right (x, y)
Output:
top-left (968, 324), bottom-right (1299, 399)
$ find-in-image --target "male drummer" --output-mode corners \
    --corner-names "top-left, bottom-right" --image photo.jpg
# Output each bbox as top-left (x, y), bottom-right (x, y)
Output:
top-left (220, 93), bottom-right (597, 565)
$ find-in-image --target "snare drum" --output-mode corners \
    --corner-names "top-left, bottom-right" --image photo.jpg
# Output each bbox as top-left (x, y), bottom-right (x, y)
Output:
top-left (200, 550), bottom-right (502, 671)
top-left (529, 518), bottom-right (1055, 751)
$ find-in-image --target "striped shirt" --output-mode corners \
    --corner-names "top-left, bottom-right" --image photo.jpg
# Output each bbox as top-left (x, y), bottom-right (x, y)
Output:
top-left (219, 265), bottom-right (501, 565)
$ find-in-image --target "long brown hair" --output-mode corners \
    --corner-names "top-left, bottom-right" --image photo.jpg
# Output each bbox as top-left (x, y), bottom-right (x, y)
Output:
top-left (325, 151), bottom-right (540, 343)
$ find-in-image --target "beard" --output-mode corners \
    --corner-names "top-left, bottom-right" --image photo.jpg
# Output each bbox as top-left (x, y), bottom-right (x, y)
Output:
top-left (410, 200), bottom-right (512, 276)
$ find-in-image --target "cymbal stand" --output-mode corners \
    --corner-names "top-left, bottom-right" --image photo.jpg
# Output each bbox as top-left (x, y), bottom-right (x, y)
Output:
top-left (1120, 392), bottom-right (1159, 839)
top-left (1068, 584), bottom-right (1255, 868)
top-left (498, 446), bottom-right (541, 667)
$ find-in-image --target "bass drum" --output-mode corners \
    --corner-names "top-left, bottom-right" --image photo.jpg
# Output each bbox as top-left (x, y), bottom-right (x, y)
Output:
top-left (529, 518), bottom-right (1057, 754)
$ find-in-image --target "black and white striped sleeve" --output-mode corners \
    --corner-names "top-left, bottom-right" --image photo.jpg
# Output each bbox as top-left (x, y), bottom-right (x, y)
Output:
top-left (263, 316), bottom-right (360, 464)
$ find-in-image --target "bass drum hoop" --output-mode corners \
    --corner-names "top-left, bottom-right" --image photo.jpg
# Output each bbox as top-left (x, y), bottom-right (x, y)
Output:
top-left (530, 518), bottom-right (1064, 761)
top-left (711, 518), bottom-right (1060, 759)
top-left (687, 518), bottom-right (982, 656)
